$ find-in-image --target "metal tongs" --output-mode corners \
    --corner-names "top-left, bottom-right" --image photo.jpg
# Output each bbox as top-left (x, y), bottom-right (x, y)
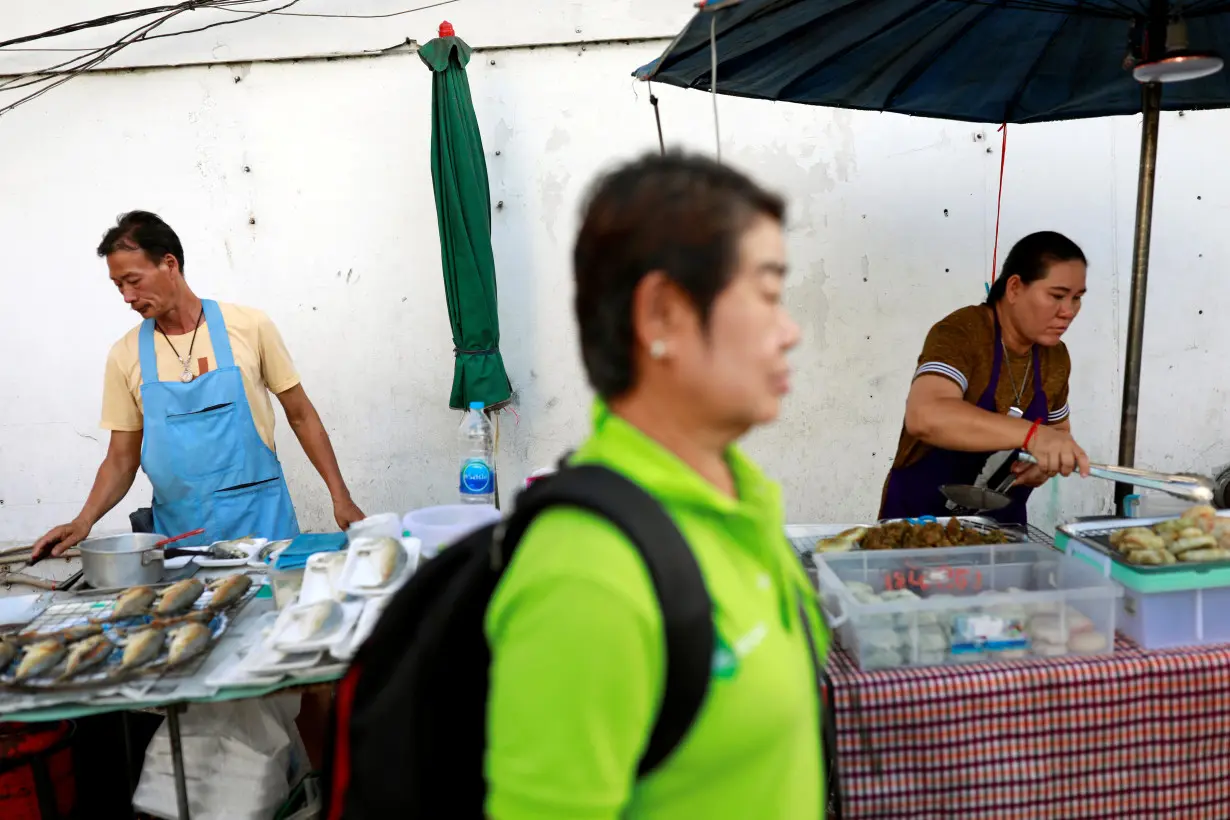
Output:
top-left (943, 453), bottom-right (1215, 513)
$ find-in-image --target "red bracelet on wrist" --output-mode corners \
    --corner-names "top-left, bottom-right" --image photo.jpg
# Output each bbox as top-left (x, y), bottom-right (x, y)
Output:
top-left (1022, 419), bottom-right (1042, 451)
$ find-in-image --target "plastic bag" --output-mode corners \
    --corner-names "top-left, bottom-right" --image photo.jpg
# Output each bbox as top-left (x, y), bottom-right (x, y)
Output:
top-left (133, 695), bottom-right (310, 820)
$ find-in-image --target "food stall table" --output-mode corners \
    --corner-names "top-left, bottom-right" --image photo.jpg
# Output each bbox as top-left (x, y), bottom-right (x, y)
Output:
top-left (0, 588), bottom-right (347, 820)
top-left (827, 636), bottom-right (1230, 818)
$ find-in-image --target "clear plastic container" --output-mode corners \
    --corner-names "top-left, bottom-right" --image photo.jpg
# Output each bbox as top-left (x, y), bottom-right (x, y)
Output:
top-left (347, 512), bottom-right (404, 542)
top-left (402, 504), bottom-right (501, 559)
top-left (1057, 515), bottom-right (1230, 649)
top-left (814, 544), bottom-right (1122, 670)
top-left (268, 566), bottom-right (305, 610)
top-left (1118, 586), bottom-right (1230, 649)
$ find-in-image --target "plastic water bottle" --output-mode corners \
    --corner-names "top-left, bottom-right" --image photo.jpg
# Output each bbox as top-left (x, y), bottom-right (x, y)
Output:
top-left (458, 401), bottom-right (495, 505)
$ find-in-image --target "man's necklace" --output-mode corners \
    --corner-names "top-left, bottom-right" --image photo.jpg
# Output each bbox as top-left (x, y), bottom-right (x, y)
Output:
top-left (157, 309), bottom-right (204, 383)
top-left (1001, 339), bottom-right (1032, 414)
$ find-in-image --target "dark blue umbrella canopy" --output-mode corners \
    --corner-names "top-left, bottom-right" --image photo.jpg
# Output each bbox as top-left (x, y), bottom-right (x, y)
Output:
top-left (636, 0), bottom-right (1230, 124)
top-left (636, 0), bottom-right (1230, 503)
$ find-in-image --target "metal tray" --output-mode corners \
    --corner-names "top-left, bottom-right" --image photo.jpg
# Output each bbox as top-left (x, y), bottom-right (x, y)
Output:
top-left (0, 577), bottom-right (258, 690)
top-left (880, 515), bottom-right (1052, 544)
top-left (1059, 515), bottom-right (1230, 574)
top-left (786, 518), bottom-right (1051, 565)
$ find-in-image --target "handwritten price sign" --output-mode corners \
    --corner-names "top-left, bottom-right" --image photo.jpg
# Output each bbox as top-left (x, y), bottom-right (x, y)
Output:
top-left (883, 565), bottom-right (984, 593)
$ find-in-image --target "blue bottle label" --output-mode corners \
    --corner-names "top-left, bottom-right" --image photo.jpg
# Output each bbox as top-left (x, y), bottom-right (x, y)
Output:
top-left (460, 459), bottom-right (494, 495)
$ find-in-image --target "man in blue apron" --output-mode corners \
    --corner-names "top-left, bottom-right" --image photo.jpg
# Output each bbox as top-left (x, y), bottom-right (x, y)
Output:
top-left (33, 210), bottom-right (364, 558)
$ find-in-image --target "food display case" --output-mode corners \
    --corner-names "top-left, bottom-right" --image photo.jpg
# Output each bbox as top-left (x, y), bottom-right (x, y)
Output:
top-left (811, 544), bottom-right (1121, 670)
top-left (1057, 513), bottom-right (1230, 649)
top-left (786, 517), bottom-right (1052, 589)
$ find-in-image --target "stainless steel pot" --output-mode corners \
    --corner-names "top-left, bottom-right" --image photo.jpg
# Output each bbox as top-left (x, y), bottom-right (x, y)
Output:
top-left (77, 533), bottom-right (166, 589)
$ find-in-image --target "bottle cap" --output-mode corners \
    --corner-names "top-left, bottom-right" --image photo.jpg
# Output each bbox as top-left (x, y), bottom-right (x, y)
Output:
top-left (470, 401), bottom-right (484, 410)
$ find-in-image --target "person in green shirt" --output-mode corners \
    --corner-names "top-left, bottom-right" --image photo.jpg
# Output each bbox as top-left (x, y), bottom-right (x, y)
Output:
top-left (483, 152), bottom-right (829, 819)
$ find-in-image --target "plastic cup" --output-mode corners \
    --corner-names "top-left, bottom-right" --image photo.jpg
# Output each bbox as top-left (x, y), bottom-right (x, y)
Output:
top-left (403, 505), bottom-right (501, 558)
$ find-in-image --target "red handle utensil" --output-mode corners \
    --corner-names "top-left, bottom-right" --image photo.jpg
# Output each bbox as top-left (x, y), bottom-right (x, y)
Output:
top-left (155, 528), bottom-right (206, 548)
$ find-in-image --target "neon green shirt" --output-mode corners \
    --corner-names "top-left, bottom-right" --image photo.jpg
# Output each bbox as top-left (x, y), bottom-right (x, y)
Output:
top-left (484, 402), bottom-right (828, 819)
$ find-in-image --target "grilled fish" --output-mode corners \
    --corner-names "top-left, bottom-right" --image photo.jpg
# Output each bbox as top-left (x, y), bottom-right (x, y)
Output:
top-left (15, 639), bottom-right (65, 682)
top-left (121, 627), bottom-right (166, 671)
top-left (156, 579), bottom-right (205, 615)
top-left (16, 623), bottom-right (102, 645)
top-left (60, 634), bottom-right (114, 680)
top-left (146, 610), bottom-right (211, 631)
top-left (60, 623), bottom-right (105, 642)
top-left (355, 537), bottom-right (402, 587)
top-left (167, 622), bottom-right (211, 667)
top-left (297, 601), bottom-right (336, 639)
top-left (206, 574), bottom-right (251, 610)
top-left (0, 640), bottom-right (16, 673)
top-left (257, 540), bottom-right (292, 565)
top-left (107, 586), bottom-right (157, 620)
top-left (209, 539), bottom-right (255, 559)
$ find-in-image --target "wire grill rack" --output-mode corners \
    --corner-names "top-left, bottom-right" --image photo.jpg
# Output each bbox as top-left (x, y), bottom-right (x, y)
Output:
top-left (788, 520), bottom-right (1053, 571)
top-left (3, 580), bottom-right (259, 689)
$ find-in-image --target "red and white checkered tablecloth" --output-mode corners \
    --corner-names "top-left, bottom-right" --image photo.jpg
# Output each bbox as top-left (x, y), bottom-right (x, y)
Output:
top-left (827, 636), bottom-right (1230, 819)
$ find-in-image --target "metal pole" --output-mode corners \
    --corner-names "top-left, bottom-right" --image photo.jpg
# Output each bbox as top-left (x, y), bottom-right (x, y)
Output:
top-left (122, 711), bottom-right (137, 811)
top-left (166, 703), bottom-right (191, 820)
top-left (1114, 81), bottom-right (1162, 511)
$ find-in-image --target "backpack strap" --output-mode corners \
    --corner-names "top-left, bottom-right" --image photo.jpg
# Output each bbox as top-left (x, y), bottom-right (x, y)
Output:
top-left (500, 464), bottom-right (714, 777)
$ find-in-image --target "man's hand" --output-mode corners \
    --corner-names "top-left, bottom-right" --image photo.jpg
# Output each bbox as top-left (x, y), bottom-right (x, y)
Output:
top-left (33, 430), bottom-right (141, 561)
top-left (278, 384), bottom-right (363, 533)
top-left (32, 519), bottom-right (92, 560)
top-left (333, 496), bottom-right (366, 532)
top-left (1010, 460), bottom-right (1051, 490)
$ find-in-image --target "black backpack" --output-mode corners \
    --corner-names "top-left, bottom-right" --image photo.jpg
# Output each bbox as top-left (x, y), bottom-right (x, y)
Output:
top-left (323, 464), bottom-right (841, 819)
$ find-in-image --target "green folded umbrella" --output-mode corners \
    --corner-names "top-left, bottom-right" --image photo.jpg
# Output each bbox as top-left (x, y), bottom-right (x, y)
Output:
top-left (420, 27), bottom-right (512, 410)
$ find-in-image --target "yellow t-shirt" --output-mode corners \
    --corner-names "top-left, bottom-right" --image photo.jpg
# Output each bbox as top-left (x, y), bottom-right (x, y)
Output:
top-left (100, 302), bottom-right (300, 451)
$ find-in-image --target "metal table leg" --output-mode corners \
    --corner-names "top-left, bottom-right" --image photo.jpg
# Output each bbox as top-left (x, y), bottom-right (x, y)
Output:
top-left (166, 703), bottom-right (191, 820)
top-left (122, 711), bottom-right (137, 816)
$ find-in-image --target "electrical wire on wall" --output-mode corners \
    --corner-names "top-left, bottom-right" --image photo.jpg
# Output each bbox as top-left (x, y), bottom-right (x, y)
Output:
top-left (708, 13), bottom-right (721, 163)
top-left (988, 123), bottom-right (1009, 296)
top-left (0, 0), bottom-right (459, 119)
top-left (0, 1), bottom-right (303, 117)
top-left (210, 0), bottom-right (457, 18)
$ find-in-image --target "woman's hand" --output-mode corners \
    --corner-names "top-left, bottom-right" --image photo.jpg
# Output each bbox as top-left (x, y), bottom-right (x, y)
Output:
top-left (1010, 461), bottom-right (1051, 489)
top-left (1026, 425), bottom-right (1090, 478)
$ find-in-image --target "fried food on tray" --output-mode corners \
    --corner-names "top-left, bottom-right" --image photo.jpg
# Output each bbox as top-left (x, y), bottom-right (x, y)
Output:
top-left (815, 527), bottom-right (868, 553)
top-left (1109, 505), bottom-right (1230, 565)
top-left (817, 519), bottom-right (1009, 553)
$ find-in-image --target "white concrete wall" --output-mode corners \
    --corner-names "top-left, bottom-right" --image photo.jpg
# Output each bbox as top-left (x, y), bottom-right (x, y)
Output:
top-left (2, 0), bottom-right (1228, 543)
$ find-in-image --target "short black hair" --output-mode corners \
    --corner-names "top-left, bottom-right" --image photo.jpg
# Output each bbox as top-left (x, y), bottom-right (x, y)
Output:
top-left (986, 231), bottom-right (1086, 305)
top-left (573, 152), bottom-right (786, 399)
top-left (97, 211), bottom-right (185, 272)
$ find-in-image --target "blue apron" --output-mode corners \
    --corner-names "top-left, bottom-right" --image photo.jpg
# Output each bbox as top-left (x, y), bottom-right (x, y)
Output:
top-left (139, 300), bottom-right (300, 546)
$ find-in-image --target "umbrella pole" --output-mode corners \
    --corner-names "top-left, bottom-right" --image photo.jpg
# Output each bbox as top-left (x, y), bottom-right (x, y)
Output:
top-left (1113, 82), bottom-right (1162, 512)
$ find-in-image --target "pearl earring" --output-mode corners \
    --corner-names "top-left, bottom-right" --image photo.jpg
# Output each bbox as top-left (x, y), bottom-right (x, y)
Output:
top-left (649, 340), bottom-right (667, 360)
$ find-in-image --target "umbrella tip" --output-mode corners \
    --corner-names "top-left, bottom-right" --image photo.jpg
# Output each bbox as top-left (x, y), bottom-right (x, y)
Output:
top-left (439, 21), bottom-right (455, 37)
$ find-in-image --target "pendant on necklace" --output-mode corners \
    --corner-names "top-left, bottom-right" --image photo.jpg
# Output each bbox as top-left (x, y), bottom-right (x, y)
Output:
top-left (180, 368), bottom-right (193, 383)
top-left (1008, 406), bottom-right (1023, 419)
